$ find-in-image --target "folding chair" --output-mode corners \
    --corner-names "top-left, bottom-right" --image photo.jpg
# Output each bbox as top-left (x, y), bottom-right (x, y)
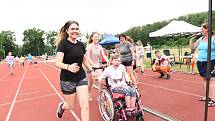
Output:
top-left (163, 49), bottom-right (175, 65)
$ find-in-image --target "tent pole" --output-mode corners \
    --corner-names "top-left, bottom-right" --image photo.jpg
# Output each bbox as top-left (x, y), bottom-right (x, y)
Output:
top-left (179, 35), bottom-right (182, 69)
top-left (204, 0), bottom-right (212, 121)
top-left (177, 36), bottom-right (181, 68)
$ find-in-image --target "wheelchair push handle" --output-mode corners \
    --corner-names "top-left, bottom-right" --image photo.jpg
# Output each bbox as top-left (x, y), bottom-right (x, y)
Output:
top-left (92, 67), bottom-right (104, 71)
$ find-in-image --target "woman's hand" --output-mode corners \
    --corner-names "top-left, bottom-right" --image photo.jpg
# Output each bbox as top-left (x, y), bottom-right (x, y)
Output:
top-left (68, 63), bottom-right (80, 73)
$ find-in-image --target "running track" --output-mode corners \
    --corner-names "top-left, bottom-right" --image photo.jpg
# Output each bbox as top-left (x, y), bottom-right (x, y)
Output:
top-left (0, 61), bottom-right (215, 121)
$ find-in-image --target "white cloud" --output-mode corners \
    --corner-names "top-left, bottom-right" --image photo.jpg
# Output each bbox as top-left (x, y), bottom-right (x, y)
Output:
top-left (0, 0), bottom-right (214, 45)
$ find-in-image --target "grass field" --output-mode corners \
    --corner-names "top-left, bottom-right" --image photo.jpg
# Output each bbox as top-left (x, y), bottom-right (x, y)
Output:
top-left (143, 47), bottom-right (198, 73)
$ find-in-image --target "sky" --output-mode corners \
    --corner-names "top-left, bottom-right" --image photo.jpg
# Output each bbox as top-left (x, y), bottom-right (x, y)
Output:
top-left (0, 0), bottom-right (214, 45)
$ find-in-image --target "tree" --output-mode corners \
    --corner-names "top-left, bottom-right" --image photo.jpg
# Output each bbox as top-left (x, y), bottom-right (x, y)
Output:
top-left (46, 31), bottom-right (57, 48)
top-left (123, 10), bottom-right (215, 49)
top-left (44, 31), bottom-right (57, 55)
top-left (22, 28), bottom-right (45, 56)
top-left (0, 31), bottom-right (17, 57)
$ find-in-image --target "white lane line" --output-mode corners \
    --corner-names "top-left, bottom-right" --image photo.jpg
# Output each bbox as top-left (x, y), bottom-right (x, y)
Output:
top-left (18, 89), bottom-right (53, 96)
top-left (140, 82), bottom-right (202, 97)
top-left (143, 72), bottom-right (203, 84)
top-left (2, 89), bottom-right (53, 99)
top-left (46, 62), bottom-right (203, 85)
top-left (38, 68), bottom-right (81, 121)
top-left (45, 63), bottom-right (99, 88)
top-left (0, 73), bottom-right (9, 81)
top-left (0, 93), bottom-right (56, 107)
top-left (5, 65), bottom-right (28, 121)
top-left (46, 63), bottom-right (202, 97)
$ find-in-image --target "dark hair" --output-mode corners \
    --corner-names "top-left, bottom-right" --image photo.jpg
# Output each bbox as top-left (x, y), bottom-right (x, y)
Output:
top-left (88, 32), bottom-right (99, 44)
top-left (56, 21), bottom-right (79, 47)
top-left (119, 34), bottom-right (126, 39)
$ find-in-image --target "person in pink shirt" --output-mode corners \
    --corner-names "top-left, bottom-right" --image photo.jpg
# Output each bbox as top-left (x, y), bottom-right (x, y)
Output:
top-left (86, 32), bottom-right (109, 101)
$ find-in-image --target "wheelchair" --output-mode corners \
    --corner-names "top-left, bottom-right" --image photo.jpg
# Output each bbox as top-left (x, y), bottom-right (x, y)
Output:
top-left (97, 78), bottom-right (144, 121)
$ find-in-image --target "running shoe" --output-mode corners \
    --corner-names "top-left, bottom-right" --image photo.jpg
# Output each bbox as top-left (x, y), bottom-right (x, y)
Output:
top-left (208, 100), bottom-right (215, 107)
top-left (158, 72), bottom-right (165, 78)
top-left (166, 74), bottom-right (170, 80)
top-left (56, 102), bottom-right (65, 118)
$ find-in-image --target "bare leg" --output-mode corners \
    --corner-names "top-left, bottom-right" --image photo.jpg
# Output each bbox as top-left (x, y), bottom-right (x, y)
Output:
top-left (125, 96), bottom-right (131, 108)
top-left (63, 93), bottom-right (76, 110)
top-left (126, 66), bottom-right (137, 88)
top-left (209, 77), bottom-right (215, 100)
top-left (130, 97), bottom-right (136, 109)
top-left (77, 85), bottom-right (89, 121)
top-left (87, 74), bottom-right (93, 93)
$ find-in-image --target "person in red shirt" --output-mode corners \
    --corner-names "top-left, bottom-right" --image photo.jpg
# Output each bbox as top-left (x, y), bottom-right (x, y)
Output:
top-left (101, 47), bottom-right (108, 65)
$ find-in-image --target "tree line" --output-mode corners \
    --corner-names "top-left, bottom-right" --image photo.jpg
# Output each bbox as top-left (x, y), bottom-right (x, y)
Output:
top-left (0, 11), bottom-right (214, 59)
top-left (123, 10), bottom-right (215, 49)
top-left (0, 28), bottom-right (57, 58)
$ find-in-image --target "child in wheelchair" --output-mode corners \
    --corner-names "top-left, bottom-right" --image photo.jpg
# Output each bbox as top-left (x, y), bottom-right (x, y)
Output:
top-left (98, 54), bottom-right (137, 115)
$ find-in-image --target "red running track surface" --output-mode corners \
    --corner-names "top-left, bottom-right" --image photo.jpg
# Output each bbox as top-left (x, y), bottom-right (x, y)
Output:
top-left (0, 61), bottom-right (215, 121)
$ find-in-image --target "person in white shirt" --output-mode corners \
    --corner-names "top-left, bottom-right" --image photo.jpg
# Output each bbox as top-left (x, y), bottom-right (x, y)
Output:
top-left (99, 54), bottom-right (136, 114)
top-left (152, 50), bottom-right (171, 80)
top-left (144, 42), bottom-right (152, 58)
top-left (5, 52), bottom-right (15, 75)
top-left (14, 56), bottom-right (19, 67)
top-left (135, 41), bottom-right (145, 74)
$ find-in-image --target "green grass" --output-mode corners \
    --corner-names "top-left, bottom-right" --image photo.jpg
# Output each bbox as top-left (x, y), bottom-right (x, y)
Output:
top-left (143, 47), bottom-right (198, 73)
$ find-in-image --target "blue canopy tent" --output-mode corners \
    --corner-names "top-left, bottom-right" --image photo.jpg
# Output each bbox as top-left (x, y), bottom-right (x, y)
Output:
top-left (99, 34), bottom-right (120, 46)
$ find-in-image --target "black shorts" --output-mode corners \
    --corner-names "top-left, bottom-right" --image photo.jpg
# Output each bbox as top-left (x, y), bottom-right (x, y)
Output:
top-left (197, 59), bottom-right (215, 78)
top-left (121, 61), bottom-right (132, 66)
top-left (60, 78), bottom-right (88, 95)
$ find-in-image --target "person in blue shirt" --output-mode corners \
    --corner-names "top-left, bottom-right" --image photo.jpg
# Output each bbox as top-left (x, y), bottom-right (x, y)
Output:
top-left (27, 54), bottom-right (33, 64)
top-left (189, 23), bottom-right (215, 107)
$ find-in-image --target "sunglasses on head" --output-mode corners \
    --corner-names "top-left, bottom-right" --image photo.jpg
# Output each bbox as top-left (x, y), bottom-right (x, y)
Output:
top-left (201, 23), bottom-right (208, 29)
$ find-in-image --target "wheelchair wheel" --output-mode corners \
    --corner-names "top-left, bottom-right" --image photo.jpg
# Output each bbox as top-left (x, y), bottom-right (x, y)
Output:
top-left (97, 89), bottom-right (115, 121)
top-left (135, 90), bottom-right (144, 121)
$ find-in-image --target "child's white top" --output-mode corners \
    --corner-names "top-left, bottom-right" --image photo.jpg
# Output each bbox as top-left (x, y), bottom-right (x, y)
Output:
top-left (99, 64), bottom-right (128, 89)
top-left (5, 56), bottom-right (14, 64)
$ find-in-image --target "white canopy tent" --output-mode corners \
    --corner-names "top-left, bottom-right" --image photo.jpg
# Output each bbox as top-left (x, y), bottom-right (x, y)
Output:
top-left (149, 20), bottom-right (201, 67)
top-left (149, 20), bottom-right (201, 37)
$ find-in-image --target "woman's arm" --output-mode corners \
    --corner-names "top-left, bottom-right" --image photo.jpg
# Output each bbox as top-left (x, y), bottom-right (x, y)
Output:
top-left (55, 52), bottom-right (80, 73)
top-left (129, 46), bottom-right (136, 62)
top-left (83, 54), bottom-right (94, 72)
top-left (55, 52), bottom-right (69, 70)
top-left (86, 45), bottom-right (97, 67)
top-left (189, 37), bottom-right (199, 50)
top-left (98, 68), bottom-right (109, 91)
